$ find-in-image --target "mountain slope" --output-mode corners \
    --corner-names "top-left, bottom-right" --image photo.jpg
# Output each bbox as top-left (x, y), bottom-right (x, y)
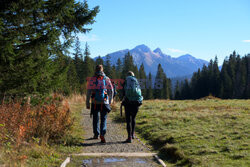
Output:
top-left (96, 44), bottom-right (208, 78)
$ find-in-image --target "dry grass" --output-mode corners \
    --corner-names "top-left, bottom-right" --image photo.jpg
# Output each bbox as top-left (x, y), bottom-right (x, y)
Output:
top-left (67, 94), bottom-right (86, 105)
top-left (0, 94), bottom-right (72, 146)
top-left (0, 94), bottom-right (76, 166)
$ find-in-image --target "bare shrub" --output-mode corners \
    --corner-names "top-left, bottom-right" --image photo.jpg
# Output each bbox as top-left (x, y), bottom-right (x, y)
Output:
top-left (0, 94), bottom-right (72, 146)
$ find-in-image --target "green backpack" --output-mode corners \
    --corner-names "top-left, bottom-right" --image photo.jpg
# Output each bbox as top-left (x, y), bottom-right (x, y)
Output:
top-left (124, 76), bottom-right (143, 102)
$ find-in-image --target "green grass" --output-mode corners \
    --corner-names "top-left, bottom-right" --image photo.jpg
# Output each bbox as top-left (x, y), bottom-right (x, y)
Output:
top-left (0, 102), bottom-right (85, 167)
top-left (112, 99), bottom-right (250, 166)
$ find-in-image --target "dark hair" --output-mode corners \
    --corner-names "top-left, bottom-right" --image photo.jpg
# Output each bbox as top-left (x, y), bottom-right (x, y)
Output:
top-left (95, 65), bottom-right (103, 72)
top-left (127, 71), bottom-right (134, 76)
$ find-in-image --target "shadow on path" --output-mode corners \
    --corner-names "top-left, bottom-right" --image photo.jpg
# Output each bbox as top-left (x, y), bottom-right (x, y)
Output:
top-left (81, 141), bottom-right (127, 147)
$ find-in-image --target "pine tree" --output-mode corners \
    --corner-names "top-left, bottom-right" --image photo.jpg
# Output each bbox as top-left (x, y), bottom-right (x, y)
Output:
top-left (174, 81), bottom-right (181, 100)
top-left (121, 52), bottom-right (137, 79)
top-left (190, 70), bottom-right (200, 99)
top-left (220, 59), bottom-right (233, 98)
top-left (200, 65), bottom-right (209, 97)
top-left (162, 76), bottom-right (168, 99)
top-left (146, 72), bottom-right (153, 99)
top-left (207, 59), bottom-right (214, 95)
top-left (116, 58), bottom-right (122, 79)
top-left (180, 79), bottom-right (191, 99)
top-left (138, 63), bottom-right (147, 98)
top-left (66, 58), bottom-right (80, 94)
top-left (187, 52), bottom-right (249, 99)
top-left (104, 54), bottom-right (112, 77)
top-left (189, 77), bottom-right (195, 99)
top-left (0, 0), bottom-right (99, 97)
top-left (110, 65), bottom-right (116, 79)
top-left (49, 53), bottom-right (69, 94)
top-left (228, 51), bottom-right (237, 97)
top-left (82, 43), bottom-right (94, 93)
top-left (212, 56), bottom-right (221, 97)
top-left (245, 54), bottom-right (250, 98)
top-left (84, 42), bottom-right (90, 57)
top-left (234, 55), bottom-right (246, 98)
top-left (119, 52), bottom-right (139, 99)
top-left (73, 37), bottom-right (84, 84)
top-left (154, 64), bottom-right (165, 99)
top-left (95, 56), bottom-right (104, 65)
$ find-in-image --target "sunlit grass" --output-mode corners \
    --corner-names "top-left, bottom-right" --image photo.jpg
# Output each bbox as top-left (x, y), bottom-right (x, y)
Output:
top-left (112, 99), bottom-right (250, 166)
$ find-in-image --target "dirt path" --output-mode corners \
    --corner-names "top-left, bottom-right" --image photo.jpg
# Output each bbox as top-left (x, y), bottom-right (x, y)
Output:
top-left (68, 109), bottom-right (161, 167)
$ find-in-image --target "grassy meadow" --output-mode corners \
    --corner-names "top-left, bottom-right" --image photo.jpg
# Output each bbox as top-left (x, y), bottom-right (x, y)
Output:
top-left (112, 98), bottom-right (250, 166)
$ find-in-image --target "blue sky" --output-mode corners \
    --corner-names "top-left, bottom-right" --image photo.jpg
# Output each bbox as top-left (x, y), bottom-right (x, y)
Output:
top-left (76, 0), bottom-right (250, 65)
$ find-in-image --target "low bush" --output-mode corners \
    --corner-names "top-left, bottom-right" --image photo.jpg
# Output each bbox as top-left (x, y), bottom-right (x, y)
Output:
top-left (0, 94), bottom-right (72, 146)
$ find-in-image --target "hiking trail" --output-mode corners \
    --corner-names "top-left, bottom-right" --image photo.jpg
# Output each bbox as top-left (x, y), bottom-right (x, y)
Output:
top-left (65, 108), bottom-right (163, 167)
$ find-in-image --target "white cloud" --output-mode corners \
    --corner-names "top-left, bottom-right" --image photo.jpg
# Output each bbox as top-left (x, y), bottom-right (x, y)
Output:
top-left (78, 34), bottom-right (100, 42)
top-left (167, 48), bottom-right (187, 53)
top-left (242, 40), bottom-right (250, 43)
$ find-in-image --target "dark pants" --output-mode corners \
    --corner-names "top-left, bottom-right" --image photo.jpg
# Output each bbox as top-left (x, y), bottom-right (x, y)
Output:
top-left (124, 104), bottom-right (139, 138)
top-left (91, 104), bottom-right (108, 136)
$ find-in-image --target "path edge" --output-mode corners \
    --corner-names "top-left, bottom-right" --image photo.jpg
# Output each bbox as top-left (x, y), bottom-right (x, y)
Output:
top-left (154, 155), bottom-right (167, 167)
top-left (60, 157), bottom-right (70, 167)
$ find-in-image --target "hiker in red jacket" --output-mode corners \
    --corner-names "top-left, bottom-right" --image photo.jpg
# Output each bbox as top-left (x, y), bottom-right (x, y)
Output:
top-left (86, 65), bottom-right (114, 143)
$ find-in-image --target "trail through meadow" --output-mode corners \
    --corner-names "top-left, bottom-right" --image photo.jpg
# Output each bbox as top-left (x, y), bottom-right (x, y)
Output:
top-left (67, 108), bottom-right (161, 167)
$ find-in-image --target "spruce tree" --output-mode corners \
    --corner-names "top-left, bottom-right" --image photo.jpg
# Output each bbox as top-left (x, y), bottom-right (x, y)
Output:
top-left (153, 64), bottom-right (165, 99)
top-left (82, 43), bottom-right (94, 93)
top-left (212, 56), bottom-right (221, 97)
top-left (83, 52), bottom-right (94, 79)
top-left (104, 54), bottom-right (112, 77)
top-left (121, 52), bottom-right (136, 79)
top-left (146, 72), bottom-right (153, 99)
top-left (234, 55), bottom-right (246, 98)
top-left (84, 42), bottom-right (91, 58)
top-left (116, 58), bottom-right (122, 79)
top-left (110, 65), bottom-right (116, 79)
top-left (220, 59), bottom-right (233, 98)
top-left (73, 37), bottom-right (84, 84)
top-left (245, 54), bottom-right (250, 98)
top-left (162, 76), bottom-right (168, 99)
top-left (138, 63), bottom-right (147, 98)
top-left (95, 56), bottom-right (104, 66)
top-left (174, 81), bottom-right (181, 100)
top-left (66, 58), bottom-right (80, 94)
top-left (200, 65), bottom-right (209, 97)
top-left (168, 78), bottom-right (172, 99)
top-left (180, 79), bottom-right (191, 99)
top-left (188, 52), bottom-right (249, 99)
top-left (190, 70), bottom-right (200, 99)
top-left (207, 59), bottom-right (214, 95)
top-left (228, 51), bottom-right (237, 97)
top-left (0, 0), bottom-right (99, 97)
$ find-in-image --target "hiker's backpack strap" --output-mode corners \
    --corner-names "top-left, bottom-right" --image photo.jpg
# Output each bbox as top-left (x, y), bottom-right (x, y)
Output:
top-left (94, 75), bottom-right (108, 103)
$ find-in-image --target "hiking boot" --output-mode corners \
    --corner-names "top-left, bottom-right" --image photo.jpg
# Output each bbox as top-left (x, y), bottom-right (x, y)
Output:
top-left (100, 135), bottom-right (106, 143)
top-left (93, 135), bottom-right (99, 139)
top-left (125, 137), bottom-right (132, 143)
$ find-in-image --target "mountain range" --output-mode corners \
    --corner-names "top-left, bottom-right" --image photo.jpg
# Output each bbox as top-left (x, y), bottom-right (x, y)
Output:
top-left (95, 44), bottom-right (208, 78)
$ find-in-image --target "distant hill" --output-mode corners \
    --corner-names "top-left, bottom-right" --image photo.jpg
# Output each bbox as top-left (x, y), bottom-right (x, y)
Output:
top-left (95, 44), bottom-right (208, 78)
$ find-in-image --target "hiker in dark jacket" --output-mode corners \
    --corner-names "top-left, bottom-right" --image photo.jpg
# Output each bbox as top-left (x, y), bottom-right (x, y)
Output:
top-left (122, 71), bottom-right (143, 143)
top-left (86, 65), bottom-right (114, 143)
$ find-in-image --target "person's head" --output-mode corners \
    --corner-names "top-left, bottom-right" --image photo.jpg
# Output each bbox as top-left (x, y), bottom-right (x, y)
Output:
top-left (95, 64), bottom-right (103, 72)
top-left (127, 71), bottom-right (134, 77)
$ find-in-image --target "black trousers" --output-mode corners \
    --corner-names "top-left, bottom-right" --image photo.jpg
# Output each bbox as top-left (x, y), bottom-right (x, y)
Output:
top-left (124, 103), bottom-right (139, 138)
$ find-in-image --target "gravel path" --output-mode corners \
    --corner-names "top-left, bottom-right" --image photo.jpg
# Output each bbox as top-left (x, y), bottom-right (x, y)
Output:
top-left (69, 109), bottom-right (160, 167)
